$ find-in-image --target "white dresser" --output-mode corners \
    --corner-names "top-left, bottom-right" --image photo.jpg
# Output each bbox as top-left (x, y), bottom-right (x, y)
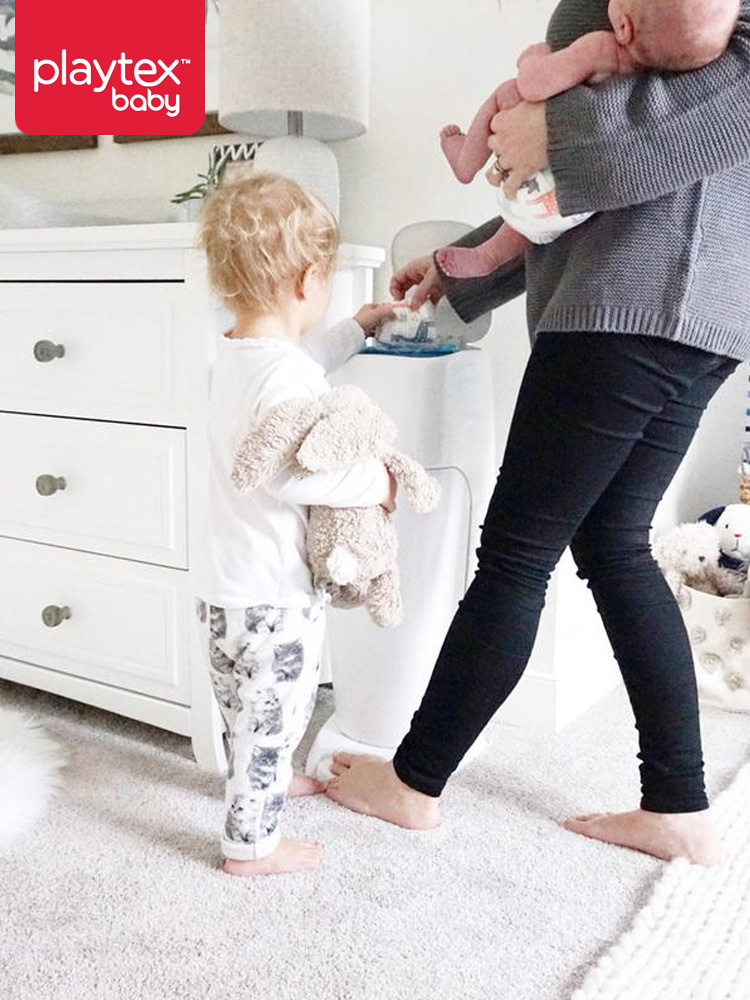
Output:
top-left (0, 223), bottom-right (383, 769)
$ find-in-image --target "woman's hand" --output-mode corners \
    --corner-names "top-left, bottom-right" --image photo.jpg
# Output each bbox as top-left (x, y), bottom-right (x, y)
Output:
top-left (488, 100), bottom-right (550, 199)
top-left (390, 255), bottom-right (446, 311)
top-left (354, 302), bottom-right (397, 336)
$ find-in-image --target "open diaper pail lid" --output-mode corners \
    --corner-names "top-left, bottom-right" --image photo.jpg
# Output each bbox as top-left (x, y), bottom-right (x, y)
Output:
top-left (388, 221), bottom-right (492, 348)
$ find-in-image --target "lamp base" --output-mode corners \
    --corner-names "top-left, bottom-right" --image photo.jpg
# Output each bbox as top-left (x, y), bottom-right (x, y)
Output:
top-left (251, 136), bottom-right (340, 219)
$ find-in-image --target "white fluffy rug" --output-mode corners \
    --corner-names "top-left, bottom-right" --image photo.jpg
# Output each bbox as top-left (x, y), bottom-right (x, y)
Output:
top-left (0, 705), bottom-right (65, 851)
top-left (572, 760), bottom-right (750, 1000)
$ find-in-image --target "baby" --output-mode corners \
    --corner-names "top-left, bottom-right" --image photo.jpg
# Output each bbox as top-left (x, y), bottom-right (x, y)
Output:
top-left (438, 0), bottom-right (740, 278)
top-left (196, 172), bottom-right (395, 876)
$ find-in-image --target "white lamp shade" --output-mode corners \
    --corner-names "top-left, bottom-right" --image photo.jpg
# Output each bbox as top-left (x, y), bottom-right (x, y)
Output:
top-left (219, 0), bottom-right (371, 140)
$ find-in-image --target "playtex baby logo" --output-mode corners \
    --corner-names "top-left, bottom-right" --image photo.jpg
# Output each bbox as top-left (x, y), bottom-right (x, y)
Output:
top-left (15, 0), bottom-right (205, 135)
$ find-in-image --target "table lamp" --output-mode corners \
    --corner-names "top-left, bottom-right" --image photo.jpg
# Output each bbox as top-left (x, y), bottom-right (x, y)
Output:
top-left (218, 0), bottom-right (371, 218)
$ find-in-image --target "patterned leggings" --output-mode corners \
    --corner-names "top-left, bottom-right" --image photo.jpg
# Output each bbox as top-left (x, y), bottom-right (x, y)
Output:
top-left (196, 598), bottom-right (326, 860)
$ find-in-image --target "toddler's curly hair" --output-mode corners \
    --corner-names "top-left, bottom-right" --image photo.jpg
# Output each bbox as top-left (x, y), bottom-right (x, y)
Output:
top-left (199, 171), bottom-right (340, 315)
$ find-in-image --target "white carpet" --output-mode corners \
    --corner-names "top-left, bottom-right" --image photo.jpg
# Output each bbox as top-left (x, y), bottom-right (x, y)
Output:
top-left (0, 677), bottom-right (749, 1000)
top-left (572, 758), bottom-right (750, 1000)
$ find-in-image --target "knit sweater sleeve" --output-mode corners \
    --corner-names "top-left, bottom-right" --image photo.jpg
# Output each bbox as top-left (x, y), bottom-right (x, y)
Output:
top-left (434, 216), bottom-right (527, 324)
top-left (547, 7), bottom-right (750, 215)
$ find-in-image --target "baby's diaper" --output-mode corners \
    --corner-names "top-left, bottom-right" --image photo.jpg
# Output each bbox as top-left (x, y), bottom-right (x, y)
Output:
top-left (495, 167), bottom-right (592, 245)
top-left (374, 291), bottom-right (459, 355)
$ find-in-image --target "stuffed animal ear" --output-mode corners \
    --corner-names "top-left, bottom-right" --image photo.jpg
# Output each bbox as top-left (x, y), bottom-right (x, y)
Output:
top-left (232, 397), bottom-right (320, 492)
top-left (297, 386), bottom-right (398, 472)
top-left (699, 507), bottom-right (725, 527)
top-left (383, 451), bottom-right (440, 513)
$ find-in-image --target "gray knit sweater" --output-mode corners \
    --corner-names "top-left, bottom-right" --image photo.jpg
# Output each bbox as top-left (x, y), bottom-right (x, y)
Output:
top-left (440, 0), bottom-right (750, 360)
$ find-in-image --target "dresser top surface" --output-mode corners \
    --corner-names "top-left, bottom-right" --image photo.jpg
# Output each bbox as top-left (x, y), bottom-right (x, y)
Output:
top-left (0, 222), bottom-right (385, 268)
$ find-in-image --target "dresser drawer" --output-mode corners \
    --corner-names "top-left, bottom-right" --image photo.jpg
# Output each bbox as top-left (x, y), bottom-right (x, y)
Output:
top-left (0, 282), bottom-right (190, 424)
top-left (0, 413), bottom-right (187, 568)
top-left (0, 537), bottom-right (190, 704)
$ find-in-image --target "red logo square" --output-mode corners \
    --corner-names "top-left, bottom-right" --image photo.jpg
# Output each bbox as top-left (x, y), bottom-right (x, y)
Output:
top-left (15, 0), bottom-right (205, 135)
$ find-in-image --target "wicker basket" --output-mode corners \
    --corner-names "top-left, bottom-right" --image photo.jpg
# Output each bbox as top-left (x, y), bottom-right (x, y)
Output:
top-left (680, 585), bottom-right (750, 711)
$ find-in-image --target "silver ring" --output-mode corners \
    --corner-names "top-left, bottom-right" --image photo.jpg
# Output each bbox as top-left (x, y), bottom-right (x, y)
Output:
top-left (492, 156), bottom-right (511, 180)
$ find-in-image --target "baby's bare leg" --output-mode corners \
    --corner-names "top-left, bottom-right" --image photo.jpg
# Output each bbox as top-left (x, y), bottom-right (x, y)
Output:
top-left (441, 80), bottom-right (522, 184)
top-left (436, 223), bottom-right (530, 279)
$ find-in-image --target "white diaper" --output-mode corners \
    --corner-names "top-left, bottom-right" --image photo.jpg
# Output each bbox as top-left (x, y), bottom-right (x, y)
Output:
top-left (494, 167), bottom-right (592, 245)
top-left (378, 296), bottom-right (439, 347)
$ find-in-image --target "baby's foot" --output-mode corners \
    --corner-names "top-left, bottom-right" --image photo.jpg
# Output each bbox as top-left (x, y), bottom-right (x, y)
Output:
top-left (440, 125), bottom-right (473, 183)
top-left (289, 773), bottom-right (327, 798)
top-left (436, 244), bottom-right (500, 279)
top-left (223, 837), bottom-right (323, 876)
top-left (563, 808), bottom-right (724, 866)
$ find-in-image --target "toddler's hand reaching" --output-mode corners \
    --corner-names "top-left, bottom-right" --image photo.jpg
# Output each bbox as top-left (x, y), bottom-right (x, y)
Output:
top-left (354, 302), bottom-right (397, 336)
top-left (381, 470), bottom-right (398, 515)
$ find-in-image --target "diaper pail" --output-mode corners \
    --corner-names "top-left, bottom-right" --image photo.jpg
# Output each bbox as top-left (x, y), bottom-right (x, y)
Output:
top-left (681, 585), bottom-right (750, 711)
top-left (306, 222), bottom-right (496, 777)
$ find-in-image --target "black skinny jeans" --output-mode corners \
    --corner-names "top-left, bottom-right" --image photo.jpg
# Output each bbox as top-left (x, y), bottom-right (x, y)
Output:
top-left (393, 331), bottom-right (739, 813)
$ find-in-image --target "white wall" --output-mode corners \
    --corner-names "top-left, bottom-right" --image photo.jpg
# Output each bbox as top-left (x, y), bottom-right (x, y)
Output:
top-left (0, 0), bottom-right (558, 459)
top-left (653, 367), bottom-right (750, 535)
top-left (0, 0), bottom-right (742, 491)
top-left (336, 0), bottom-right (557, 454)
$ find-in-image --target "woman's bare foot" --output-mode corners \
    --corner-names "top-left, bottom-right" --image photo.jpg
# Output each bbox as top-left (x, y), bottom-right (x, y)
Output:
top-left (223, 837), bottom-right (323, 877)
top-left (325, 753), bottom-right (441, 830)
top-left (563, 808), bottom-right (724, 866)
top-left (288, 773), bottom-right (327, 798)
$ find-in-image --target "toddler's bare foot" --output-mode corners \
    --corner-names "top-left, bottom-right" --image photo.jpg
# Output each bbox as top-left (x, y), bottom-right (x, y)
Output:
top-left (326, 753), bottom-right (440, 830)
top-left (223, 837), bottom-right (323, 876)
top-left (288, 773), bottom-right (327, 798)
top-left (440, 125), bottom-right (475, 184)
top-left (563, 808), bottom-right (724, 866)
top-left (437, 244), bottom-right (500, 279)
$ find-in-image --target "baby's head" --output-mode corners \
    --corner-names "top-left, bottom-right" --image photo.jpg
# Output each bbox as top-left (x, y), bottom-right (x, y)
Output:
top-left (609, 0), bottom-right (740, 71)
top-left (199, 171), bottom-right (340, 329)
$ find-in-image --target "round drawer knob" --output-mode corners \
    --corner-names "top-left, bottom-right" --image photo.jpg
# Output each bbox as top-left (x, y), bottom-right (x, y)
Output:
top-left (33, 340), bottom-right (66, 363)
top-left (41, 605), bottom-right (72, 628)
top-left (36, 475), bottom-right (67, 497)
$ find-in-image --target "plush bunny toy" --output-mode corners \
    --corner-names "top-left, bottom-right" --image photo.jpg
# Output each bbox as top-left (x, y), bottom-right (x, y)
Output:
top-left (700, 504), bottom-right (750, 572)
top-left (232, 385), bottom-right (440, 627)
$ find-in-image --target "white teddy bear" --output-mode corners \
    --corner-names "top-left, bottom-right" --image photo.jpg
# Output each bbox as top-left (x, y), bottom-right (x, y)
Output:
top-left (651, 521), bottom-right (745, 604)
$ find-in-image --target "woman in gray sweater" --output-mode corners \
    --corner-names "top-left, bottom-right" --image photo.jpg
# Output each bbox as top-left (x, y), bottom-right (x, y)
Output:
top-left (327, 0), bottom-right (750, 866)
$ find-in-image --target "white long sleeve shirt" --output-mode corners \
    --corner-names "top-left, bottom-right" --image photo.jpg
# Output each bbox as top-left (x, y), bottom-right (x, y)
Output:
top-left (196, 319), bottom-right (389, 609)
